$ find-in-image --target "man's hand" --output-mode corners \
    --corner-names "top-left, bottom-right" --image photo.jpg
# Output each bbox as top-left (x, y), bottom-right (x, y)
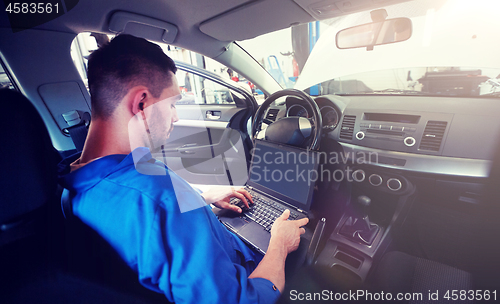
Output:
top-left (201, 187), bottom-right (253, 213)
top-left (270, 209), bottom-right (309, 254)
top-left (249, 209), bottom-right (309, 292)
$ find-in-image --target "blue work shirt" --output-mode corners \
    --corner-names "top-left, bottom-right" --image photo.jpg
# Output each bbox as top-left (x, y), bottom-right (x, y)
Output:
top-left (58, 147), bottom-right (280, 303)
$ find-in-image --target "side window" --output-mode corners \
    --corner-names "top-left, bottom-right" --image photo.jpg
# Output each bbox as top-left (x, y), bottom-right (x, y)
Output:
top-left (177, 71), bottom-right (245, 105)
top-left (71, 32), bottom-right (111, 88)
top-left (161, 46), bottom-right (258, 105)
top-left (70, 32), bottom-right (261, 104)
top-left (0, 62), bottom-right (15, 90)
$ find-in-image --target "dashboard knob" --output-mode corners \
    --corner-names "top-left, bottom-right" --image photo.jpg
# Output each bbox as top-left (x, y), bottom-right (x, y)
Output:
top-left (352, 169), bottom-right (365, 182)
top-left (356, 131), bottom-right (365, 140)
top-left (404, 136), bottom-right (416, 147)
top-left (387, 178), bottom-right (403, 191)
top-left (369, 174), bottom-right (383, 186)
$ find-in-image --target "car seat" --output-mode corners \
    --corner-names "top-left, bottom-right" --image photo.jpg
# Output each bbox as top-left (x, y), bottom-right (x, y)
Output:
top-left (0, 88), bottom-right (167, 303)
top-left (0, 88), bottom-right (63, 297)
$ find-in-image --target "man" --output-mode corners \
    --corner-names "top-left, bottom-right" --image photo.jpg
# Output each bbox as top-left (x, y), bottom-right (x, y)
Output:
top-left (58, 34), bottom-right (308, 303)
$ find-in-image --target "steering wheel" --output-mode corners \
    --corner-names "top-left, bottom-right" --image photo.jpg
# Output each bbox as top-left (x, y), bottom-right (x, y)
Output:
top-left (251, 89), bottom-right (322, 150)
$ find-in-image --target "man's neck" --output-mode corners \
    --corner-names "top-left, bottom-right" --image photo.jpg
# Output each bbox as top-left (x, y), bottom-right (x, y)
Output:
top-left (80, 118), bottom-right (132, 163)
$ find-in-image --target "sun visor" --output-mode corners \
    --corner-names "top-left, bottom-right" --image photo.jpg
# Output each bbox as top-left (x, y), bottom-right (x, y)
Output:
top-left (109, 11), bottom-right (178, 44)
top-left (199, 1), bottom-right (313, 42)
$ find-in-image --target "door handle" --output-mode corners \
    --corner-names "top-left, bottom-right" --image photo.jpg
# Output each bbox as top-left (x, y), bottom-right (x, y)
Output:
top-left (206, 110), bottom-right (221, 120)
top-left (162, 143), bottom-right (197, 153)
top-left (178, 143), bottom-right (197, 155)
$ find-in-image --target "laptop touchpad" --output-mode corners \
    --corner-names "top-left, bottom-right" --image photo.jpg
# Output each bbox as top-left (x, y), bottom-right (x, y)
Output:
top-left (223, 216), bottom-right (250, 231)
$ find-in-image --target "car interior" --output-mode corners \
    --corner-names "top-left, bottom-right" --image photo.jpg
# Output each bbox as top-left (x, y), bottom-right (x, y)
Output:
top-left (1, 0), bottom-right (500, 303)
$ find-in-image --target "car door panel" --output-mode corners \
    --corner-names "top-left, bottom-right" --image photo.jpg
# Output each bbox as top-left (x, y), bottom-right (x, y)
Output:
top-left (156, 126), bottom-right (248, 186)
top-left (156, 63), bottom-right (257, 186)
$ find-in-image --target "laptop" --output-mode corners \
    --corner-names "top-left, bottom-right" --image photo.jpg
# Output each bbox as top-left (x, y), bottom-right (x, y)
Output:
top-left (213, 139), bottom-right (319, 254)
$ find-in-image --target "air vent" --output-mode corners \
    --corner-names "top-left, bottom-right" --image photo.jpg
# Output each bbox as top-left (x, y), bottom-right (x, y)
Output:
top-left (265, 108), bottom-right (280, 122)
top-left (339, 115), bottom-right (356, 140)
top-left (419, 121), bottom-right (447, 152)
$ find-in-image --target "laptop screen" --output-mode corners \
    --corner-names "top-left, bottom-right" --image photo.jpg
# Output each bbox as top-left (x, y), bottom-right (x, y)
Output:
top-left (248, 140), bottom-right (318, 210)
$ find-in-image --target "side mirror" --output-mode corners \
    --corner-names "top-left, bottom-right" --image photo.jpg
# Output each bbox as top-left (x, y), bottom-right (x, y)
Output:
top-left (336, 17), bottom-right (412, 50)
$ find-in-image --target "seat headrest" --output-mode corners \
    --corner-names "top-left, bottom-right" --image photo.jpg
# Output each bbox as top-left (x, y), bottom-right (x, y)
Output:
top-left (0, 89), bottom-right (59, 224)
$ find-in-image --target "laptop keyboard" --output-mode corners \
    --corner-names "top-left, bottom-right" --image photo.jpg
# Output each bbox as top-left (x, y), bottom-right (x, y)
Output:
top-left (230, 191), bottom-right (300, 232)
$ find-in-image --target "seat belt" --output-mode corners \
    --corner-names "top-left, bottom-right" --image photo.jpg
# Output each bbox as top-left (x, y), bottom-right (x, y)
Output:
top-left (67, 123), bottom-right (89, 152)
top-left (63, 111), bottom-right (91, 152)
top-left (60, 189), bottom-right (74, 219)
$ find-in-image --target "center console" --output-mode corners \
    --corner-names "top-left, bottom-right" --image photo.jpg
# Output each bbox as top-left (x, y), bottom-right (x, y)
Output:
top-left (338, 109), bottom-right (453, 157)
top-left (314, 168), bottom-right (415, 281)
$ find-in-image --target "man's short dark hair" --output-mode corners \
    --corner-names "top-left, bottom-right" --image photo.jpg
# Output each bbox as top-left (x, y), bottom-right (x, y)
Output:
top-left (87, 34), bottom-right (177, 118)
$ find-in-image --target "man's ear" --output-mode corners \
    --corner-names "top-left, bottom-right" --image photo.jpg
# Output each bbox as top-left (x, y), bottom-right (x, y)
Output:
top-left (130, 89), bottom-right (148, 115)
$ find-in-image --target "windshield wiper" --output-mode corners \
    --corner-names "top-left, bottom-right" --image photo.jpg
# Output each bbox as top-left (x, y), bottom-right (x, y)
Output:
top-left (335, 89), bottom-right (429, 96)
top-left (340, 89), bottom-right (500, 98)
top-left (480, 91), bottom-right (500, 97)
top-left (364, 89), bottom-right (428, 95)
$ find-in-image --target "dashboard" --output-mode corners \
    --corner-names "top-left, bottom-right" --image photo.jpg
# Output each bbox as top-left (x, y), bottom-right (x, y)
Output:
top-left (260, 94), bottom-right (499, 289)
top-left (283, 96), bottom-right (344, 131)
top-left (266, 94), bottom-right (500, 178)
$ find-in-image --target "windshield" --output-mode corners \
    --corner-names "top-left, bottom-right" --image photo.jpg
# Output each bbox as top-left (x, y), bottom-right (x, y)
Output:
top-left (238, 0), bottom-right (500, 97)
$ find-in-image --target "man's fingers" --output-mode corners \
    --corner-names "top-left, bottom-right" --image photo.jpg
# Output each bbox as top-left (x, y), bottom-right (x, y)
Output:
top-left (224, 201), bottom-right (242, 213)
top-left (232, 205), bottom-right (242, 213)
top-left (232, 191), bottom-right (249, 208)
top-left (300, 227), bottom-right (306, 235)
top-left (295, 217), bottom-right (309, 227)
top-left (238, 189), bottom-right (253, 205)
top-left (279, 209), bottom-right (290, 221)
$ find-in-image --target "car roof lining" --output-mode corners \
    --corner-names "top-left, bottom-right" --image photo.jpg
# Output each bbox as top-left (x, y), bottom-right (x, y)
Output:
top-left (199, 0), bottom-right (314, 41)
top-left (0, 0), bottom-right (413, 58)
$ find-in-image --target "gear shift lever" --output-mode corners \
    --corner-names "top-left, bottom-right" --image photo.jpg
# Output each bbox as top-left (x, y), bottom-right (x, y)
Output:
top-left (357, 195), bottom-right (371, 211)
top-left (340, 195), bottom-right (380, 245)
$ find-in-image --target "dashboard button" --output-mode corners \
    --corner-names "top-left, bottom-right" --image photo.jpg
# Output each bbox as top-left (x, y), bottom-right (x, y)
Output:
top-left (387, 178), bottom-right (403, 191)
top-left (404, 137), bottom-right (416, 147)
top-left (369, 174), bottom-right (383, 186)
top-left (352, 169), bottom-right (365, 182)
top-left (356, 131), bottom-right (365, 140)
top-left (391, 126), bottom-right (403, 132)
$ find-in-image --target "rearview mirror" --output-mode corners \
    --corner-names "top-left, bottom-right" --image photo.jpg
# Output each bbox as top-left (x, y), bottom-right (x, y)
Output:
top-left (336, 18), bottom-right (412, 50)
